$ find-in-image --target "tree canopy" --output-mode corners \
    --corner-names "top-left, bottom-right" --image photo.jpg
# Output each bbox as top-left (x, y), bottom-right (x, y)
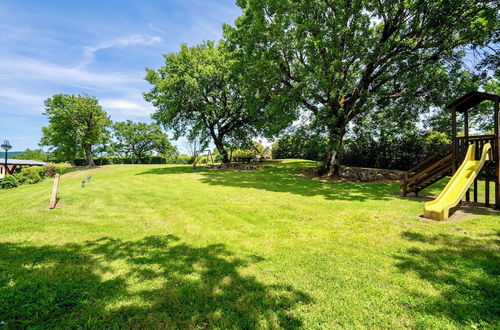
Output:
top-left (144, 41), bottom-right (272, 163)
top-left (41, 94), bottom-right (110, 166)
top-left (12, 149), bottom-right (48, 162)
top-left (225, 0), bottom-right (498, 174)
top-left (112, 120), bottom-right (177, 163)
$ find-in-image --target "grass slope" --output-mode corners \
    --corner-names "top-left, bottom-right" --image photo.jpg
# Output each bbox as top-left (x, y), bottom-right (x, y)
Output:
top-left (0, 160), bottom-right (498, 329)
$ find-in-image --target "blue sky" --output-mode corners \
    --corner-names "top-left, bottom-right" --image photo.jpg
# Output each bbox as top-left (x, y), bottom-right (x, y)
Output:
top-left (0, 0), bottom-right (241, 151)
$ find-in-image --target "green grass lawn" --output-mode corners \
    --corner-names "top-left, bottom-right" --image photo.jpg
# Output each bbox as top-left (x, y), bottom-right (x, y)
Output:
top-left (0, 160), bottom-right (498, 329)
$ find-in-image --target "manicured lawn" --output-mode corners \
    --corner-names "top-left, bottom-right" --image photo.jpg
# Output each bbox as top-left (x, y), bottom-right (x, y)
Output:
top-left (0, 160), bottom-right (498, 328)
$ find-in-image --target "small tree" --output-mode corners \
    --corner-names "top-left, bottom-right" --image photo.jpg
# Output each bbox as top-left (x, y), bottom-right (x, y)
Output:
top-left (41, 94), bottom-right (110, 166)
top-left (145, 41), bottom-right (268, 164)
top-left (112, 120), bottom-right (177, 163)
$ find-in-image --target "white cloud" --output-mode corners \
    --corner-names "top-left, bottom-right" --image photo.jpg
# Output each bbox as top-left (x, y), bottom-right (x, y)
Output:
top-left (82, 34), bottom-right (162, 63)
top-left (100, 98), bottom-right (154, 117)
top-left (148, 23), bottom-right (165, 34)
top-left (0, 56), bottom-right (144, 90)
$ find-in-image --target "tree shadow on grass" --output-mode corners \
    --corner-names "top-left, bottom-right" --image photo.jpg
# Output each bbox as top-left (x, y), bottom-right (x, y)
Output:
top-left (0, 235), bottom-right (310, 328)
top-left (137, 162), bottom-right (399, 202)
top-left (395, 231), bottom-right (499, 328)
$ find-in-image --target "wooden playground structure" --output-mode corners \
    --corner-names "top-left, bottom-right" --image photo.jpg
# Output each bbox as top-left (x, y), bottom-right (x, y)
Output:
top-left (402, 91), bottom-right (499, 209)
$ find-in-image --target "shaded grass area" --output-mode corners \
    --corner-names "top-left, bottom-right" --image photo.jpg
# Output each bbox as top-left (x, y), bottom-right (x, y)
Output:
top-left (0, 160), bottom-right (498, 328)
top-left (0, 236), bottom-right (308, 328)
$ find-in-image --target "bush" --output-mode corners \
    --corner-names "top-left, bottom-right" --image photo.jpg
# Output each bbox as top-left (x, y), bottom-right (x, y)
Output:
top-left (20, 166), bottom-right (43, 184)
top-left (0, 174), bottom-right (22, 189)
top-left (44, 163), bottom-right (71, 176)
top-left (54, 163), bottom-right (70, 175)
top-left (232, 149), bottom-right (255, 159)
top-left (175, 155), bottom-right (192, 164)
top-left (272, 130), bottom-right (328, 161)
top-left (342, 131), bottom-right (450, 171)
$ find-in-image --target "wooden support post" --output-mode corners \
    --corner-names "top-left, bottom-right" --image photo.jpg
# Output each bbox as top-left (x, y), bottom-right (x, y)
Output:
top-left (494, 98), bottom-right (499, 209)
top-left (451, 106), bottom-right (457, 174)
top-left (473, 180), bottom-right (478, 203)
top-left (485, 179), bottom-right (490, 207)
top-left (48, 173), bottom-right (60, 209)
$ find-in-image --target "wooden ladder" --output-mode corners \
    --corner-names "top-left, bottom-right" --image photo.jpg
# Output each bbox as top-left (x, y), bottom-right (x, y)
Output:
top-left (402, 145), bottom-right (453, 196)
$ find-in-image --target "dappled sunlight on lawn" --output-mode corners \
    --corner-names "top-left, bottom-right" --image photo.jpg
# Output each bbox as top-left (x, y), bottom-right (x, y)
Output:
top-left (137, 161), bottom-right (401, 202)
top-left (394, 231), bottom-right (499, 328)
top-left (0, 235), bottom-right (310, 328)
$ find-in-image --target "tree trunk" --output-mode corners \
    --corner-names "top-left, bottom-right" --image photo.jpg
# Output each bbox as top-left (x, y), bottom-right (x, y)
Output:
top-left (84, 145), bottom-right (95, 167)
top-left (214, 138), bottom-right (229, 164)
top-left (323, 128), bottom-right (345, 177)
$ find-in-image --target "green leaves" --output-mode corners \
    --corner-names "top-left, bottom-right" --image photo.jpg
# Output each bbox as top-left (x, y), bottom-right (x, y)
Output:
top-left (225, 0), bottom-right (498, 171)
top-left (41, 94), bottom-right (111, 163)
top-left (145, 41), bottom-right (267, 162)
top-left (112, 120), bottom-right (177, 162)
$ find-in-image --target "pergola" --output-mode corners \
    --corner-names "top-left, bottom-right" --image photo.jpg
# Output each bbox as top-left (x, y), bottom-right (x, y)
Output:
top-left (0, 159), bottom-right (47, 178)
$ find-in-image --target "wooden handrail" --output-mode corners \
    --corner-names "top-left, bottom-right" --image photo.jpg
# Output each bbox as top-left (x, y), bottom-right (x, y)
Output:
top-left (455, 134), bottom-right (496, 140)
top-left (407, 144), bottom-right (452, 174)
top-left (405, 154), bottom-right (452, 185)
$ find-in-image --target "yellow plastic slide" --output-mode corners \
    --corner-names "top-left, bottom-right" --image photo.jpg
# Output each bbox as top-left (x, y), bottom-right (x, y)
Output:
top-left (424, 143), bottom-right (492, 221)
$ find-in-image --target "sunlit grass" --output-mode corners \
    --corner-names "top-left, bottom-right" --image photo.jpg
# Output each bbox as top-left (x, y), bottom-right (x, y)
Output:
top-left (0, 160), bottom-right (498, 328)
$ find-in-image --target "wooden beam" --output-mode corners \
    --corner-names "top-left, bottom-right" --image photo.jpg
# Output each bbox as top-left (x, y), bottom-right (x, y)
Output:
top-left (451, 106), bottom-right (457, 174)
top-left (48, 173), bottom-right (60, 209)
top-left (494, 97), bottom-right (499, 209)
top-left (485, 179), bottom-right (490, 207)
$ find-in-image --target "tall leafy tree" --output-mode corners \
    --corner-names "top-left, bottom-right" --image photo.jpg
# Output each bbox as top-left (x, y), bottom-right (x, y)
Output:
top-left (144, 41), bottom-right (268, 164)
top-left (41, 94), bottom-right (110, 166)
top-left (225, 0), bottom-right (498, 175)
top-left (112, 120), bottom-right (177, 163)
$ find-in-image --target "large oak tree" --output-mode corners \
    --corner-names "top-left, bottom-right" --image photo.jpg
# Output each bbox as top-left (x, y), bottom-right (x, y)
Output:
top-left (225, 0), bottom-right (498, 175)
top-left (145, 41), bottom-right (269, 163)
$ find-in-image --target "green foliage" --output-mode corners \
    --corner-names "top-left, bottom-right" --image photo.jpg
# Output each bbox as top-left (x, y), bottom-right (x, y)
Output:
top-left (54, 163), bottom-right (70, 175)
top-left (41, 94), bottom-right (111, 166)
top-left (0, 174), bottom-right (22, 189)
top-left (0, 163), bottom-right (498, 328)
top-left (225, 0), bottom-right (498, 173)
top-left (12, 149), bottom-right (48, 162)
top-left (1, 164), bottom-right (70, 190)
top-left (272, 128), bottom-right (328, 161)
top-left (112, 120), bottom-right (178, 163)
top-left (232, 149), bottom-right (255, 159)
top-left (20, 166), bottom-right (44, 184)
top-left (145, 41), bottom-right (271, 163)
top-left (43, 163), bottom-right (70, 176)
top-left (342, 131), bottom-right (450, 171)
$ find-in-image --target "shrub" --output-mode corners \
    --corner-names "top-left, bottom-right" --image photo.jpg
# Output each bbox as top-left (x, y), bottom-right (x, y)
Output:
top-left (44, 163), bottom-right (70, 176)
top-left (232, 149), bottom-right (255, 160)
top-left (342, 131), bottom-right (451, 171)
top-left (175, 155), bottom-right (192, 164)
top-left (0, 174), bottom-right (22, 189)
top-left (271, 130), bottom-right (328, 161)
top-left (54, 163), bottom-right (70, 175)
top-left (21, 166), bottom-right (43, 184)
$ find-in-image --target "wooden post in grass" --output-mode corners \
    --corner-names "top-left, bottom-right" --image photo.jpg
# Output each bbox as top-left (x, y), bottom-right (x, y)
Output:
top-left (48, 173), bottom-right (60, 209)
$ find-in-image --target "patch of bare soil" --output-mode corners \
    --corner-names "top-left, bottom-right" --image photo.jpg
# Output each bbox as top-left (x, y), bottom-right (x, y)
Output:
top-left (417, 204), bottom-right (499, 222)
top-left (300, 166), bottom-right (404, 183)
